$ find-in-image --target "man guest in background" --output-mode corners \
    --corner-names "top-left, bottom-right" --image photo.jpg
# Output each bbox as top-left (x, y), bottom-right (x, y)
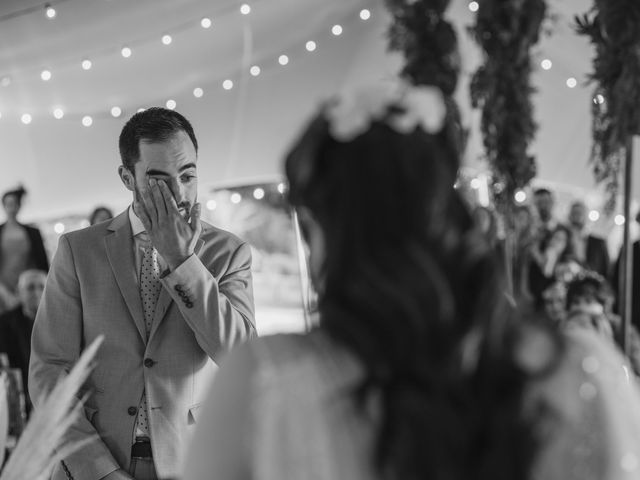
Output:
top-left (567, 200), bottom-right (610, 279)
top-left (528, 187), bottom-right (559, 309)
top-left (29, 108), bottom-right (256, 480)
top-left (0, 269), bottom-right (47, 411)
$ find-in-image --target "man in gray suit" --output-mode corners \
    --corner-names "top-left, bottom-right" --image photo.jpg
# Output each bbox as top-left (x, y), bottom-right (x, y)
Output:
top-left (29, 108), bottom-right (256, 480)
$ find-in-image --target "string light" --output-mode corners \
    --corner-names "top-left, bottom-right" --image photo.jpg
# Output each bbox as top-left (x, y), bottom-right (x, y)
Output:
top-left (54, 222), bottom-right (65, 234)
top-left (566, 77), bottom-right (577, 88)
top-left (277, 183), bottom-right (286, 194)
top-left (200, 17), bottom-right (212, 28)
top-left (121, 47), bottom-right (132, 58)
top-left (81, 59), bottom-right (92, 70)
top-left (53, 108), bottom-right (64, 119)
top-left (193, 87), bottom-right (204, 98)
top-left (21, 114), bottom-right (32, 125)
top-left (514, 190), bottom-right (527, 203)
top-left (332, 24), bottom-right (343, 36)
top-left (470, 178), bottom-right (481, 189)
top-left (240, 4), bottom-right (251, 15)
top-left (206, 199), bottom-right (217, 211)
top-left (588, 210), bottom-right (600, 222)
top-left (278, 55), bottom-right (289, 66)
top-left (82, 115), bottom-right (93, 127)
top-left (162, 34), bottom-right (172, 45)
top-left (594, 94), bottom-right (605, 104)
top-left (41, 70), bottom-right (52, 81)
top-left (541, 59), bottom-right (552, 70)
top-left (230, 192), bottom-right (242, 204)
top-left (306, 41), bottom-right (317, 52)
top-left (111, 106), bottom-right (122, 117)
top-left (253, 188), bottom-right (265, 200)
top-left (359, 9), bottom-right (371, 20)
top-left (45, 5), bottom-right (56, 18)
top-left (615, 214), bottom-right (626, 226)
top-left (250, 65), bottom-right (261, 76)
top-left (222, 79), bottom-right (234, 90)
top-left (166, 99), bottom-right (177, 109)
top-left (468, 1), bottom-right (479, 12)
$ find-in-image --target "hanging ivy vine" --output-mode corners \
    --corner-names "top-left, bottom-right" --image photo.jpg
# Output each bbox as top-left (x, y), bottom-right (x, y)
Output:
top-left (468, 0), bottom-right (547, 212)
top-left (385, 0), bottom-right (466, 160)
top-left (575, 1), bottom-right (640, 213)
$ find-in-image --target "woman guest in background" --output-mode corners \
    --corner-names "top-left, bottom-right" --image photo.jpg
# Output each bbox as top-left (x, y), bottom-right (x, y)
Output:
top-left (88, 205), bottom-right (114, 225)
top-left (184, 82), bottom-right (640, 480)
top-left (0, 187), bottom-right (48, 313)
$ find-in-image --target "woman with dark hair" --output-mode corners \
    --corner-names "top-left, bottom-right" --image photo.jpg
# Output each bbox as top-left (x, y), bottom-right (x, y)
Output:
top-left (0, 187), bottom-right (48, 311)
top-left (88, 205), bottom-right (114, 226)
top-left (184, 83), bottom-right (640, 480)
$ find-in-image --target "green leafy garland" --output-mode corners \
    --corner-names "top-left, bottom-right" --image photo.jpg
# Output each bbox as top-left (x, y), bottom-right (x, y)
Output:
top-left (468, 0), bottom-right (547, 212)
top-left (385, 0), bottom-right (466, 159)
top-left (575, 1), bottom-right (640, 213)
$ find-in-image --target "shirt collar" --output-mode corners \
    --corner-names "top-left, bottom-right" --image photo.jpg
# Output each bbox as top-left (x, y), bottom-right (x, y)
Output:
top-left (128, 205), bottom-right (146, 237)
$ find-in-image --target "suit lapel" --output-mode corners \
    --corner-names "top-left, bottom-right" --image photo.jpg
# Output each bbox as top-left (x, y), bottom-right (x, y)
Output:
top-left (105, 212), bottom-right (147, 343)
top-left (148, 232), bottom-right (206, 343)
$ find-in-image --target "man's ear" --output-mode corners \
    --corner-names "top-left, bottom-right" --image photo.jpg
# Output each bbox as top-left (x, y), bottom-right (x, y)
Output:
top-left (118, 165), bottom-right (135, 192)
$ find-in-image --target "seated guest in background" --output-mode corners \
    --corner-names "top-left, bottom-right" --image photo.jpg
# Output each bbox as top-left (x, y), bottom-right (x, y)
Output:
top-left (541, 281), bottom-right (566, 324)
top-left (0, 187), bottom-right (49, 313)
top-left (89, 205), bottom-right (115, 226)
top-left (183, 82), bottom-right (640, 480)
top-left (567, 200), bottom-right (609, 279)
top-left (528, 188), bottom-right (558, 309)
top-left (0, 269), bottom-right (46, 412)
top-left (564, 273), bottom-right (615, 341)
top-left (29, 107), bottom-right (256, 480)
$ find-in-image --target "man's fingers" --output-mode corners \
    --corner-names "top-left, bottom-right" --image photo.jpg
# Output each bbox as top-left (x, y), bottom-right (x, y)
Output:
top-left (150, 180), bottom-right (168, 218)
top-left (140, 181), bottom-right (158, 223)
top-left (158, 180), bottom-right (180, 216)
top-left (190, 203), bottom-right (202, 234)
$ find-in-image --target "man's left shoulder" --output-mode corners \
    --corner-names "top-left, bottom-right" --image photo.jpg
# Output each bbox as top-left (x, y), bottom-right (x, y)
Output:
top-left (199, 221), bottom-right (248, 253)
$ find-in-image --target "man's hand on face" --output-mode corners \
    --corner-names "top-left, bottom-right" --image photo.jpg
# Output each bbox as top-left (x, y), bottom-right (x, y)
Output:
top-left (134, 178), bottom-right (202, 271)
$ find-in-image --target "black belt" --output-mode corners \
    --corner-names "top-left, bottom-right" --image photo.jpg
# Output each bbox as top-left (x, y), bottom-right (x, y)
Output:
top-left (131, 438), bottom-right (153, 459)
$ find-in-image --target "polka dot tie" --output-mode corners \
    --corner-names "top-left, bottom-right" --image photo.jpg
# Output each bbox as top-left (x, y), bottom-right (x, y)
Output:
top-left (134, 245), bottom-right (161, 438)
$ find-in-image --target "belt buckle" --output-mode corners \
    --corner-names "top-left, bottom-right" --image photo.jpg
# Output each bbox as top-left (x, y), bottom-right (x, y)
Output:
top-left (131, 437), bottom-right (152, 459)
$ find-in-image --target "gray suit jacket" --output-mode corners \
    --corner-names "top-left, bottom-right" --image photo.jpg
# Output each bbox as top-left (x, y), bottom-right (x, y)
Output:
top-left (29, 211), bottom-right (255, 480)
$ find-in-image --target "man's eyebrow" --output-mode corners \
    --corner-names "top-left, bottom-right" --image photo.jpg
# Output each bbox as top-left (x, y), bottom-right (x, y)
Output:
top-left (145, 163), bottom-right (196, 177)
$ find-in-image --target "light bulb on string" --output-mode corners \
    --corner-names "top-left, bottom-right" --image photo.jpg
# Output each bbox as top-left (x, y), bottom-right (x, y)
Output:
top-left (306, 41), bottom-right (317, 52)
top-left (230, 192), bottom-right (242, 204)
top-left (541, 59), bottom-right (552, 70)
top-left (332, 25), bottom-right (343, 36)
top-left (277, 183), bottom-right (286, 194)
top-left (82, 59), bottom-right (92, 70)
top-left (21, 114), bottom-right (32, 125)
top-left (566, 77), bottom-right (577, 88)
top-left (359, 9), bottom-right (371, 20)
top-left (121, 47), bottom-right (132, 58)
top-left (278, 55), bottom-right (289, 66)
top-left (222, 79), bottom-right (234, 90)
top-left (588, 210), bottom-right (600, 222)
top-left (45, 5), bottom-right (56, 18)
top-left (514, 190), bottom-right (527, 203)
top-left (53, 108), bottom-right (64, 119)
top-left (54, 223), bottom-right (65, 234)
top-left (253, 188), bottom-right (265, 200)
top-left (162, 34), bottom-right (172, 45)
top-left (201, 17), bottom-right (212, 28)
top-left (82, 116), bottom-right (93, 127)
top-left (41, 70), bottom-right (52, 81)
top-left (206, 199), bottom-right (217, 211)
top-left (111, 106), bottom-right (122, 117)
top-left (470, 178), bottom-right (481, 189)
top-left (615, 215), bottom-right (626, 226)
top-left (468, 2), bottom-right (479, 12)
top-left (250, 65), bottom-right (261, 76)
top-left (240, 4), bottom-right (251, 14)
top-left (166, 99), bottom-right (177, 110)
top-left (193, 87), bottom-right (204, 98)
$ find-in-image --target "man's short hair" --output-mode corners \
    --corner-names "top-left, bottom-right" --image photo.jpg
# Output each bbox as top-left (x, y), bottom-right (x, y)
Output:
top-left (118, 107), bottom-right (198, 171)
top-left (2, 186), bottom-right (26, 205)
top-left (533, 187), bottom-right (553, 198)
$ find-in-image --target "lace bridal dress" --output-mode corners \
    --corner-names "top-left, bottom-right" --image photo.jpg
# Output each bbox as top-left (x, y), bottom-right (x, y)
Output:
top-left (183, 327), bottom-right (640, 480)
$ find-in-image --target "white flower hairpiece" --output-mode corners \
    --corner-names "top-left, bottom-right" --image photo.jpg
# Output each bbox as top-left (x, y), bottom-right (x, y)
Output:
top-left (324, 80), bottom-right (447, 142)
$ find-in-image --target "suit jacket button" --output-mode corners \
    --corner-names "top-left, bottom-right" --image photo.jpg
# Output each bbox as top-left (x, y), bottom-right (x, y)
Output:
top-left (186, 302), bottom-right (194, 309)
top-left (128, 406), bottom-right (137, 416)
top-left (144, 358), bottom-right (155, 368)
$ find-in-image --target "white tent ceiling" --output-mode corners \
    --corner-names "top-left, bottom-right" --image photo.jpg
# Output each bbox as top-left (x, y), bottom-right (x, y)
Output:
top-left (0, 0), bottom-right (638, 221)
